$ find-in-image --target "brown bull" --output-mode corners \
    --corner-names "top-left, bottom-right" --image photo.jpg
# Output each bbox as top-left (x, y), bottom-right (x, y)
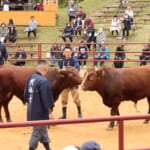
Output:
top-left (82, 66), bottom-right (150, 130)
top-left (0, 65), bottom-right (82, 122)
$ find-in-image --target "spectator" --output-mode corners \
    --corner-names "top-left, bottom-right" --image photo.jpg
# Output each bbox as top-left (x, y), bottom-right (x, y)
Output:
top-left (34, 1), bottom-right (43, 11)
top-left (139, 44), bottom-right (150, 66)
top-left (125, 6), bottom-right (134, 24)
top-left (28, 16), bottom-right (37, 39)
top-left (12, 46), bottom-right (27, 66)
top-left (0, 42), bottom-right (8, 65)
top-left (62, 140), bottom-right (101, 150)
top-left (62, 23), bottom-right (74, 42)
top-left (122, 14), bottom-right (131, 39)
top-left (15, 0), bottom-right (24, 10)
top-left (110, 15), bottom-right (121, 36)
top-left (7, 18), bottom-right (15, 28)
top-left (73, 17), bottom-right (83, 36)
top-left (76, 6), bottom-right (87, 21)
top-left (7, 25), bottom-right (17, 43)
top-left (87, 28), bottom-right (97, 50)
top-left (114, 45), bottom-right (126, 68)
top-left (50, 44), bottom-right (63, 67)
top-left (78, 41), bottom-right (88, 68)
top-left (58, 47), bottom-right (82, 119)
top-left (0, 22), bottom-right (8, 43)
top-left (1, 0), bottom-right (10, 11)
top-left (84, 16), bottom-right (94, 34)
top-left (81, 29), bottom-right (89, 42)
top-left (24, 60), bottom-right (54, 150)
top-left (68, 1), bottom-right (77, 23)
top-left (96, 28), bottom-right (107, 44)
top-left (94, 43), bottom-right (110, 67)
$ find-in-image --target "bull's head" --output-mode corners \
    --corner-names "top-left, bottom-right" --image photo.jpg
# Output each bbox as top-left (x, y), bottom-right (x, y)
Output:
top-left (82, 67), bottom-right (105, 91)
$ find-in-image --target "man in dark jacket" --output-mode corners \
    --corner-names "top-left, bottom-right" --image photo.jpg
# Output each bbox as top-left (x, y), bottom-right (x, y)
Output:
top-left (59, 47), bottom-right (82, 119)
top-left (24, 60), bottom-right (54, 150)
top-left (0, 42), bottom-right (8, 65)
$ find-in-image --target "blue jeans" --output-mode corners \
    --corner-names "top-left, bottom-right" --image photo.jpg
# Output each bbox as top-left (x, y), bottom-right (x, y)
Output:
top-left (94, 57), bottom-right (107, 66)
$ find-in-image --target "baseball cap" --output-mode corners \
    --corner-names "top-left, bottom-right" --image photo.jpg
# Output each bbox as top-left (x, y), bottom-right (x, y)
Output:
top-left (80, 141), bottom-right (101, 150)
top-left (62, 145), bottom-right (80, 150)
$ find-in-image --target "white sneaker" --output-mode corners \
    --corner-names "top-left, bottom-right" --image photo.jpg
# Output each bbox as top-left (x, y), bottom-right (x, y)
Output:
top-left (83, 65), bottom-right (86, 68)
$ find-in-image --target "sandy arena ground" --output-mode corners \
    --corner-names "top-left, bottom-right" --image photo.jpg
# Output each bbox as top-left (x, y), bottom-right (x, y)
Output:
top-left (0, 89), bottom-right (150, 150)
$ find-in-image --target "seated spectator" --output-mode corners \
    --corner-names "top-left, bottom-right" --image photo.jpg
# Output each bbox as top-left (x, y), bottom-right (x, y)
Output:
top-left (15, 0), bottom-right (24, 10)
top-left (73, 17), bottom-right (83, 36)
top-left (28, 16), bottom-right (37, 39)
top-left (7, 18), bottom-right (15, 28)
top-left (122, 14), bottom-right (131, 39)
top-left (7, 24), bottom-right (17, 43)
top-left (76, 6), bottom-right (86, 20)
top-left (0, 22), bottom-right (8, 43)
top-left (50, 44), bottom-right (63, 67)
top-left (1, 0), bottom-right (10, 11)
top-left (68, 1), bottom-right (77, 23)
top-left (139, 44), bottom-right (150, 66)
top-left (110, 15), bottom-right (121, 36)
top-left (125, 6), bottom-right (133, 24)
top-left (84, 16), bottom-right (94, 34)
top-left (34, 1), bottom-right (43, 11)
top-left (96, 28), bottom-right (107, 44)
top-left (62, 140), bottom-right (101, 150)
top-left (62, 23), bottom-right (74, 42)
top-left (114, 45), bottom-right (126, 68)
top-left (80, 29), bottom-right (89, 42)
top-left (78, 41), bottom-right (88, 68)
top-left (12, 46), bottom-right (27, 66)
top-left (94, 43), bottom-right (110, 67)
top-left (87, 28), bottom-right (97, 50)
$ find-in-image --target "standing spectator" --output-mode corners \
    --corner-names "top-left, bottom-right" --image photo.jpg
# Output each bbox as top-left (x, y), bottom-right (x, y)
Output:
top-left (0, 22), bottom-right (8, 43)
top-left (122, 14), bottom-right (131, 39)
top-left (110, 15), bottom-right (121, 36)
top-left (84, 16), bottom-right (94, 34)
top-left (62, 23), bottom-right (74, 42)
top-left (15, 0), bottom-right (24, 10)
top-left (78, 41), bottom-right (88, 68)
top-left (50, 44), bottom-right (63, 67)
top-left (68, 1), bottom-right (77, 23)
top-left (114, 45), bottom-right (126, 68)
top-left (24, 60), bottom-right (54, 150)
top-left (73, 17), bottom-right (83, 36)
top-left (125, 6), bottom-right (134, 24)
top-left (58, 47), bottom-right (82, 119)
top-left (94, 43), bottom-right (110, 67)
top-left (139, 44), bottom-right (150, 66)
top-left (76, 6), bottom-right (87, 21)
top-left (1, 0), bottom-right (10, 11)
top-left (0, 43), bottom-right (8, 65)
top-left (12, 46), bottom-right (27, 66)
top-left (7, 25), bottom-right (17, 43)
top-left (28, 16), bottom-right (37, 39)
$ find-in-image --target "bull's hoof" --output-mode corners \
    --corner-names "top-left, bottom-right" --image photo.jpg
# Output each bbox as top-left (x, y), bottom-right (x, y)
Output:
top-left (7, 119), bottom-right (12, 122)
top-left (143, 119), bottom-right (149, 124)
top-left (78, 114), bottom-right (83, 118)
top-left (0, 120), bottom-right (3, 123)
top-left (58, 116), bottom-right (66, 119)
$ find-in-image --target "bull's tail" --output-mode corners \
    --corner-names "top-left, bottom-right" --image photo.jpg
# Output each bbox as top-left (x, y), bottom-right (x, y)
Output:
top-left (134, 101), bottom-right (140, 112)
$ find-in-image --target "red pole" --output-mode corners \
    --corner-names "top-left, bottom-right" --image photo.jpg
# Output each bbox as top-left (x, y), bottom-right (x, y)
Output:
top-left (118, 120), bottom-right (124, 150)
top-left (38, 43), bottom-right (42, 60)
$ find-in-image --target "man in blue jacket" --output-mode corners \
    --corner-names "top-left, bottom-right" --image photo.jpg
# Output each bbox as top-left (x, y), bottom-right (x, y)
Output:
top-left (0, 42), bottom-right (8, 65)
top-left (24, 60), bottom-right (54, 150)
top-left (59, 47), bottom-right (82, 119)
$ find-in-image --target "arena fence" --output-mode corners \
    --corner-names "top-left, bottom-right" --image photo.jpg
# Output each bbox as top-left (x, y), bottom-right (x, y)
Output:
top-left (0, 114), bottom-right (150, 150)
top-left (5, 42), bottom-right (150, 64)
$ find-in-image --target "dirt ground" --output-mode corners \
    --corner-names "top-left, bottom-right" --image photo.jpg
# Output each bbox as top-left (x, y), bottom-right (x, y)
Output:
top-left (0, 89), bottom-right (150, 150)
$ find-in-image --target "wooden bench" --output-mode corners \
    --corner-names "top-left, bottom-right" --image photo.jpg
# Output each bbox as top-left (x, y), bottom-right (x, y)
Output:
top-left (101, 10), bottom-right (142, 14)
top-left (103, 6), bottom-right (145, 10)
top-left (92, 14), bottom-right (139, 18)
top-left (141, 18), bottom-right (150, 23)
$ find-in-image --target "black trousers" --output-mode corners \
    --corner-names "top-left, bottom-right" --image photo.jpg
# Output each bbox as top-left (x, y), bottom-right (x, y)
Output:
top-left (28, 29), bottom-right (37, 38)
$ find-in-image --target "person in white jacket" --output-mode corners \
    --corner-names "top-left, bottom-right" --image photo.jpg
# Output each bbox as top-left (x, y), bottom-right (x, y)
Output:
top-left (110, 16), bottom-right (121, 36)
